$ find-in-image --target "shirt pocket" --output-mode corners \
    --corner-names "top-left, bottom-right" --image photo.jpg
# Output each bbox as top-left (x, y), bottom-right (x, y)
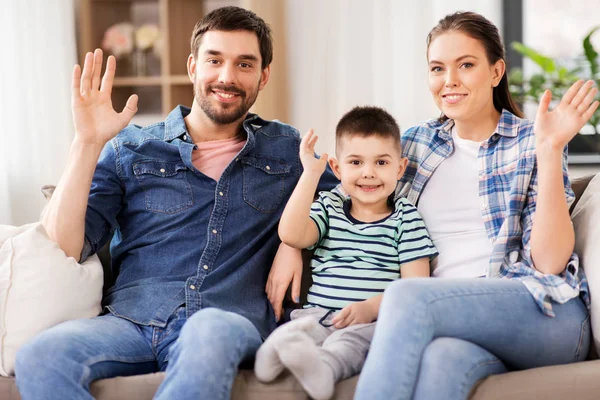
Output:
top-left (133, 160), bottom-right (194, 214)
top-left (241, 155), bottom-right (291, 213)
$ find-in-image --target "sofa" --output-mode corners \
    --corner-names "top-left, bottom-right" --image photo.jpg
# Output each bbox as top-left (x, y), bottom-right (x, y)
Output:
top-left (1, 173), bottom-right (599, 400)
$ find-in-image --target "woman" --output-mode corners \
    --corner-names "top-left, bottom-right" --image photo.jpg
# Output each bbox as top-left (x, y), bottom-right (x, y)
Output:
top-left (354, 11), bottom-right (598, 400)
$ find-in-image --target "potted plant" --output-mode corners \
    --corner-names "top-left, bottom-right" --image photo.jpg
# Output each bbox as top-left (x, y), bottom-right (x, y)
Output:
top-left (508, 26), bottom-right (600, 160)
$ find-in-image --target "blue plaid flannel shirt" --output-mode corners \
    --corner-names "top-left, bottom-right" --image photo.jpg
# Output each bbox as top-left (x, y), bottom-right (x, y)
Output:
top-left (396, 109), bottom-right (589, 317)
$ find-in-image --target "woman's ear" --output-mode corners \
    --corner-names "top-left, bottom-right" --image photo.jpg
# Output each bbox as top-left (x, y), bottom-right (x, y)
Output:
top-left (492, 59), bottom-right (506, 88)
top-left (328, 157), bottom-right (342, 181)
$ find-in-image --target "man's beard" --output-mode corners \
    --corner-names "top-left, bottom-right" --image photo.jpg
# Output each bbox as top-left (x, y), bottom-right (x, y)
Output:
top-left (196, 82), bottom-right (260, 125)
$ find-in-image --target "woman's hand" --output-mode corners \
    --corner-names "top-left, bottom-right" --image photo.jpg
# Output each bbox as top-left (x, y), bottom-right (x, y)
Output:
top-left (72, 49), bottom-right (138, 147)
top-left (300, 129), bottom-right (328, 177)
top-left (534, 80), bottom-right (599, 152)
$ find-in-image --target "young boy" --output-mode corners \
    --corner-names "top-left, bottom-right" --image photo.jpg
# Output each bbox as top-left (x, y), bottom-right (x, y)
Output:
top-left (255, 106), bottom-right (438, 400)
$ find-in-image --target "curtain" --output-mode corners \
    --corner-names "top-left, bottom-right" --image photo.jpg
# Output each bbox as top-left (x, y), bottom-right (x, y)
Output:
top-left (259, 0), bottom-right (502, 154)
top-left (0, 0), bottom-right (76, 225)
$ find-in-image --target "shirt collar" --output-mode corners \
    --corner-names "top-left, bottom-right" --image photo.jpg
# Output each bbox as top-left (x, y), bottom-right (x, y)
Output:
top-left (436, 109), bottom-right (520, 140)
top-left (163, 105), bottom-right (266, 142)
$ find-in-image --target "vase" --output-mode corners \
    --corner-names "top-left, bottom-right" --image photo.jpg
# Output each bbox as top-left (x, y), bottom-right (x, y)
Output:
top-left (133, 50), bottom-right (148, 76)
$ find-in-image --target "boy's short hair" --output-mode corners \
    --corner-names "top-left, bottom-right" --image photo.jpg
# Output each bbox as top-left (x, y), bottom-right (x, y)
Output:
top-left (335, 106), bottom-right (401, 151)
top-left (190, 6), bottom-right (273, 69)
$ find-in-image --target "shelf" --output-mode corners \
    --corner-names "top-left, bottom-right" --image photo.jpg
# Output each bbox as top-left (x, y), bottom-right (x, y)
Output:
top-left (113, 76), bottom-right (163, 86)
top-left (169, 75), bottom-right (192, 85)
top-left (78, 0), bottom-right (203, 115)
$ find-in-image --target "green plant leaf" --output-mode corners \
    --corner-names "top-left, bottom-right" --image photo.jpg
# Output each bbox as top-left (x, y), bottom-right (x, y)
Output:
top-left (512, 42), bottom-right (556, 73)
top-left (583, 26), bottom-right (600, 77)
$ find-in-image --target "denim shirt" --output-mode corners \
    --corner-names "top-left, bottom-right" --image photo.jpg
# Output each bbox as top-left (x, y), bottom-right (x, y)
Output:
top-left (81, 106), bottom-right (338, 338)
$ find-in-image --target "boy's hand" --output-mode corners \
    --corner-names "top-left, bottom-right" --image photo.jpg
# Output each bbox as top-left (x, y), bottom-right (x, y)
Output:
top-left (300, 129), bottom-right (328, 177)
top-left (332, 300), bottom-right (377, 329)
top-left (72, 49), bottom-right (138, 147)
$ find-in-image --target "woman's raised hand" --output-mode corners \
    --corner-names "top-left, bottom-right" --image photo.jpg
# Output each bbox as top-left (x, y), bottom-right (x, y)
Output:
top-left (534, 80), bottom-right (599, 151)
top-left (72, 49), bottom-right (138, 147)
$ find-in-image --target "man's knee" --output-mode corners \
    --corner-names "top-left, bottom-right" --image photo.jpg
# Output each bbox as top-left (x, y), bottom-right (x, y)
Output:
top-left (181, 308), bottom-right (255, 344)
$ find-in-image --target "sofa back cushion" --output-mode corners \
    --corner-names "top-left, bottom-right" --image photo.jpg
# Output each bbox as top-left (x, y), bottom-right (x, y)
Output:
top-left (571, 173), bottom-right (600, 358)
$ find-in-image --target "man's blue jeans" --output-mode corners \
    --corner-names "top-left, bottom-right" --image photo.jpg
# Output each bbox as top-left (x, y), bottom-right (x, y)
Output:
top-left (354, 278), bottom-right (590, 400)
top-left (14, 307), bottom-right (263, 400)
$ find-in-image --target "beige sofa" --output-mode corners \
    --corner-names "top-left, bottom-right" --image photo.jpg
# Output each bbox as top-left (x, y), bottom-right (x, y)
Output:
top-left (2, 174), bottom-right (599, 400)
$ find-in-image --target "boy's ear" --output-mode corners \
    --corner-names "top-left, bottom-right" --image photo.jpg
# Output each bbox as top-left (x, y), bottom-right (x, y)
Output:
top-left (397, 157), bottom-right (408, 180)
top-left (328, 157), bottom-right (342, 181)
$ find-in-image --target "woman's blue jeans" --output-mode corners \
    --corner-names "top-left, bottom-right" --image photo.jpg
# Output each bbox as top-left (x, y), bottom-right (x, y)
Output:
top-left (354, 278), bottom-right (590, 400)
top-left (14, 307), bottom-right (262, 400)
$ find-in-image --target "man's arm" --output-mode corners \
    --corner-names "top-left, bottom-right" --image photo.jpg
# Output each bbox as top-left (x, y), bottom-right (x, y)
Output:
top-left (42, 49), bottom-right (137, 260)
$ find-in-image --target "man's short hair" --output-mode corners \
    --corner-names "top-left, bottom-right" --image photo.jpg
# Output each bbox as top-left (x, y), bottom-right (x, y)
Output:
top-left (335, 106), bottom-right (401, 149)
top-left (190, 6), bottom-right (273, 69)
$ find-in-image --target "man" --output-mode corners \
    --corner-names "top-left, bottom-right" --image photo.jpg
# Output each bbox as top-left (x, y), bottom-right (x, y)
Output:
top-left (15, 6), bottom-right (335, 399)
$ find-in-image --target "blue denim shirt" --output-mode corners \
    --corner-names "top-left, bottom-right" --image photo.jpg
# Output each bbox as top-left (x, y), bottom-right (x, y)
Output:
top-left (81, 106), bottom-right (338, 338)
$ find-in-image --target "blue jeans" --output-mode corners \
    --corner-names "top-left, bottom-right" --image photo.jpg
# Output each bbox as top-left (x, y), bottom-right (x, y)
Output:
top-left (354, 278), bottom-right (590, 400)
top-left (14, 307), bottom-right (263, 400)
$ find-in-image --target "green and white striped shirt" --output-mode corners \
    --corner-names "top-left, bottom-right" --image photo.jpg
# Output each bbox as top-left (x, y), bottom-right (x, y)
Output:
top-left (306, 186), bottom-right (437, 310)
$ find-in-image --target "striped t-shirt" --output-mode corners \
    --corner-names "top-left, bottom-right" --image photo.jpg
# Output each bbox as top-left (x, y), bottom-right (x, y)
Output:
top-left (306, 186), bottom-right (437, 310)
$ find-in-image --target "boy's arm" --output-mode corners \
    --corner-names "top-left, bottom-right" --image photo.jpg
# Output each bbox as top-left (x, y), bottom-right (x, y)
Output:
top-left (331, 257), bottom-right (430, 328)
top-left (278, 129), bottom-right (328, 249)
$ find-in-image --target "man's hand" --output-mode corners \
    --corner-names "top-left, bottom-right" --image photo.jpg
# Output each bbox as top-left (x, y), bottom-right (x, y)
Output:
top-left (332, 300), bottom-right (377, 329)
top-left (72, 48), bottom-right (138, 147)
top-left (266, 243), bottom-right (303, 322)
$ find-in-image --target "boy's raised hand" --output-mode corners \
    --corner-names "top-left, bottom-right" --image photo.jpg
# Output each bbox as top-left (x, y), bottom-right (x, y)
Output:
top-left (300, 129), bottom-right (328, 176)
top-left (72, 49), bottom-right (138, 147)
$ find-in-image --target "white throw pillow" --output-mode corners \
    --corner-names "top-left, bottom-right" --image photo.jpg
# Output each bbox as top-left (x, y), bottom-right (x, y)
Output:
top-left (0, 223), bottom-right (103, 376)
top-left (572, 174), bottom-right (600, 357)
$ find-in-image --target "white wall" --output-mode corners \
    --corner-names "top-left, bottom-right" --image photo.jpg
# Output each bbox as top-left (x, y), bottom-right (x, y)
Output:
top-left (284, 0), bottom-right (502, 154)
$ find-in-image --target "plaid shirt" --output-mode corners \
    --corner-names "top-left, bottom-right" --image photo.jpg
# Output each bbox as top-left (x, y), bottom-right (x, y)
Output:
top-left (396, 109), bottom-right (589, 317)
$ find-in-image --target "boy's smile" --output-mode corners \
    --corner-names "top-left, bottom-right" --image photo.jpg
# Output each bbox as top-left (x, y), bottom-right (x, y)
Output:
top-left (330, 135), bottom-right (407, 221)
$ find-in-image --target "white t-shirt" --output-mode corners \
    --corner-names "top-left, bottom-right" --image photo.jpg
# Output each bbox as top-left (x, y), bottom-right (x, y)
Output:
top-left (417, 127), bottom-right (493, 278)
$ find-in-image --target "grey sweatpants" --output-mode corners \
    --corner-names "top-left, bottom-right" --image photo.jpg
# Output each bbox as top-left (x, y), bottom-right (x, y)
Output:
top-left (288, 307), bottom-right (376, 381)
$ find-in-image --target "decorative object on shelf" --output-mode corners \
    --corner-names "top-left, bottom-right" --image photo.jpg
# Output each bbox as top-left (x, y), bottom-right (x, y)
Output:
top-left (101, 22), bottom-right (161, 76)
top-left (508, 27), bottom-right (600, 161)
top-left (133, 24), bottom-right (160, 76)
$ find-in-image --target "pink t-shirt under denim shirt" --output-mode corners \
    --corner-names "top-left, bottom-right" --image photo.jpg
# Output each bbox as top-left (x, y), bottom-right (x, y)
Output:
top-left (192, 137), bottom-right (246, 181)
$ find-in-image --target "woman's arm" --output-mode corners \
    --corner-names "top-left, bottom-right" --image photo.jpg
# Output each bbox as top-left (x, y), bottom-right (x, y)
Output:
top-left (530, 80), bottom-right (598, 274)
top-left (278, 129), bottom-right (328, 249)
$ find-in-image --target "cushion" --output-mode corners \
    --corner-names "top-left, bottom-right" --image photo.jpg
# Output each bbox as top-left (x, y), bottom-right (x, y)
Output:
top-left (0, 223), bottom-right (103, 376)
top-left (571, 173), bottom-right (600, 357)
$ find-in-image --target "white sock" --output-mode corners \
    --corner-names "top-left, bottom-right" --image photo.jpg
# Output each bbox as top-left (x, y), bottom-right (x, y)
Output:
top-left (255, 316), bottom-right (323, 382)
top-left (275, 331), bottom-right (336, 400)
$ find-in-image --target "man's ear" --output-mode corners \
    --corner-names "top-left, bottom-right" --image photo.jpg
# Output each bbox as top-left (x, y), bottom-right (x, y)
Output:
top-left (328, 157), bottom-right (342, 181)
top-left (187, 53), bottom-right (196, 83)
top-left (397, 157), bottom-right (409, 180)
top-left (259, 65), bottom-right (271, 91)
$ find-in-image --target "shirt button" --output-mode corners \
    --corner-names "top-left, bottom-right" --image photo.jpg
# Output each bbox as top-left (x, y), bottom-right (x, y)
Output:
top-left (481, 203), bottom-right (488, 210)
top-left (212, 229), bottom-right (217, 234)
top-left (219, 192), bottom-right (224, 196)
top-left (203, 265), bottom-right (209, 270)
top-left (160, 168), bottom-right (166, 173)
top-left (266, 165), bottom-right (271, 171)
top-left (183, 134), bottom-right (187, 141)
top-left (190, 285), bottom-right (196, 290)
